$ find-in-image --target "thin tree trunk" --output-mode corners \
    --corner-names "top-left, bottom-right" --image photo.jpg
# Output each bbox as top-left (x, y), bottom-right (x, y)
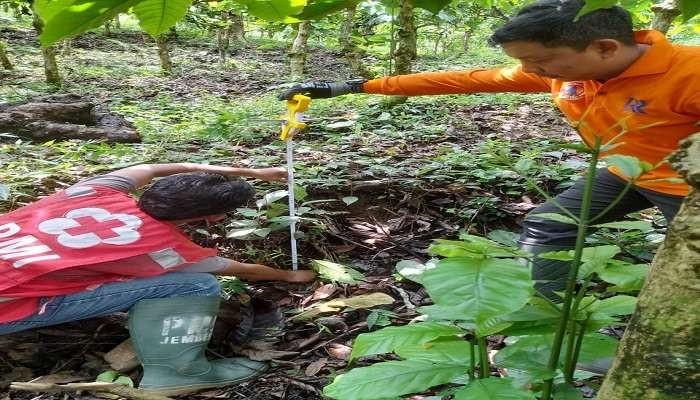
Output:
top-left (61, 39), bottom-right (73, 56)
top-left (114, 15), bottom-right (121, 29)
top-left (288, 21), bottom-right (312, 78)
top-left (393, 0), bottom-right (416, 76)
top-left (597, 133), bottom-right (700, 400)
top-left (154, 35), bottom-right (173, 74)
top-left (339, 6), bottom-right (371, 78)
top-left (104, 21), bottom-right (112, 36)
top-left (217, 12), bottom-right (231, 64)
top-left (32, 13), bottom-right (61, 85)
top-left (461, 28), bottom-right (471, 53)
top-left (651, 0), bottom-right (681, 35)
top-left (230, 13), bottom-right (245, 43)
top-left (0, 40), bottom-right (13, 70)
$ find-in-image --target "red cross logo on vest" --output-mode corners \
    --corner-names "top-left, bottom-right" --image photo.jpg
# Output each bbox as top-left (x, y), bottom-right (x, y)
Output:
top-left (37, 207), bottom-right (142, 249)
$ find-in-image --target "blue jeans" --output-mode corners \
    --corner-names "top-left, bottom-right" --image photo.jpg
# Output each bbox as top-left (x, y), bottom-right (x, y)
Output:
top-left (0, 272), bottom-right (220, 335)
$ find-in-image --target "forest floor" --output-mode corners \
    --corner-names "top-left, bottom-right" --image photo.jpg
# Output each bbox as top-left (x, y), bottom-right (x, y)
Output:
top-left (0, 24), bottom-right (664, 400)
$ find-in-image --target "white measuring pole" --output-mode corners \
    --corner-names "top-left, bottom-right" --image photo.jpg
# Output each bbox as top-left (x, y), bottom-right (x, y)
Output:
top-left (286, 113), bottom-right (303, 271)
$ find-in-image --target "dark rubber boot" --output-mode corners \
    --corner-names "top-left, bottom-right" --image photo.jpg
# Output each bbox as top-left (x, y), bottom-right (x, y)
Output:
top-left (128, 296), bottom-right (267, 396)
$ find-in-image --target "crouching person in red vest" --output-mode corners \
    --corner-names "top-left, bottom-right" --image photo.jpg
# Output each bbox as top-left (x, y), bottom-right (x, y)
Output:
top-left (0, 163), bottom-right (316, 395)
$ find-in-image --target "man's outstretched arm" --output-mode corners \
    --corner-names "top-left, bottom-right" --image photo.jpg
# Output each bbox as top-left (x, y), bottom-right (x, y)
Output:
top-left (107, 163), bottom-right (287, 189)
top-left (215, 259), bottom-right (316, 283)
top-left (278, 66), bottom-right (552, 100)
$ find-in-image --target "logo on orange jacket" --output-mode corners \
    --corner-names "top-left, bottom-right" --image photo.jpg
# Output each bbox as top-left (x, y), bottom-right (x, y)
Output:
top-left (623, 97), bottom-right (647, 114)
top-left (558, 82), bottom-right (585, 101)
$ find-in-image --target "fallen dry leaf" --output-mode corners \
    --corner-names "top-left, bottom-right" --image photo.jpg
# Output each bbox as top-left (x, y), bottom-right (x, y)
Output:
top-left (326, 343), bottom-right (352, 360)
top-left (291, 292), bottom-right (395, 321)
top-left (304, 358), bottom-right (327, 377)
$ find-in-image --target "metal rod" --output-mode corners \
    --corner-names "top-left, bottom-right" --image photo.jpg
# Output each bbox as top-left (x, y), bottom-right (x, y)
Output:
top-left (286, 136), bottom-right (298, 270)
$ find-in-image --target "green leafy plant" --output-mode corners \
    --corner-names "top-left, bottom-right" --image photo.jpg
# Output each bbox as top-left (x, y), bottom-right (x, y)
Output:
top-left (323, 127), bottom-right (654, 400)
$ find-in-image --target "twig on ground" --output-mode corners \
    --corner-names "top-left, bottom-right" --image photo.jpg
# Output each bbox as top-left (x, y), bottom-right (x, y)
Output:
top-left (298, 322), bottom-right (367, 358)
top-left (10, 382), bottom-right (173, 400)
top-left (388, 284), bottom-right (416, 310)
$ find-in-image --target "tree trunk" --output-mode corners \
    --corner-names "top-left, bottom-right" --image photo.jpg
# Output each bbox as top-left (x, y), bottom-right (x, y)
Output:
top-left (230, 13), bottom-right (245, 43)
top-left (62, 39), bottom-right (73, 56)
top-left (154, 35), bottom-right (173, 74)
top-left (31, 13), bottom-right (61, 85)
top-left (104, 21), bottom-right (112, 36)
top-left (288, 21), bottom-right (312, 79)
top-left (651, 0), bottom-right (681, 35)
top-left (114, 15), bottom-right (121, 29)
top-left (393, 0), bottom-right (417, 76)
top-left (339, 6), bottom-right (371, 78)
top-left (461, 28), bottom-right (471, 53)
top-left (597, 133), bottom-right (700, 400)
top-left (217, 12), bottom-right (231, 64)
top-left (0, 40), bottom-right (13, 70)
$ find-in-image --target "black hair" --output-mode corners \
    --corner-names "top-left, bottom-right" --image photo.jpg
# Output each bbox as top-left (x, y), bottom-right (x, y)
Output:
top-left (138, 172), bottom-right (255, 220)
top-left (490, 0), bottom-right (635, 51)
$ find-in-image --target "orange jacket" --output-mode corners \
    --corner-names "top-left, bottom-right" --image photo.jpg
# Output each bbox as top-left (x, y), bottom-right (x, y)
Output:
top-left (363, 31), bottom-right (700, 196)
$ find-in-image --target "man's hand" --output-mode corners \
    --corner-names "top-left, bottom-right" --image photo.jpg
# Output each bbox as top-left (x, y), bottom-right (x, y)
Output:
top-left (249, 167), bottom-right (287, 182)
top-left (277, 80), bottom-right (366, 101)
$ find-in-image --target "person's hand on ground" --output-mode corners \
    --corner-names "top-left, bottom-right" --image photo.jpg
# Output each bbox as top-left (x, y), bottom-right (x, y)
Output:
top-left (250, 167), bottom-right (287, 182)
top-left (283, 269), bottom-right (317, 283)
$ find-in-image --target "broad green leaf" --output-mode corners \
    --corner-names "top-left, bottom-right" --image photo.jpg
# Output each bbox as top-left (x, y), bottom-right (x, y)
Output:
top-left (253, 228), bottom-right (271, 237)
top-left (577, 245), bottom-right (621, 279)
top-left (553, 383), bottom-right (583, 400)
top-left (323, 359), bottom-right (467, 400)
top-left (528, 213), bottom-right (578, 225)
top-left (680, 0), bottom-right (700, 21)
top-left (395, 258), bottom-right (437, 283)
top-left (576, 0), bottom-right (618, 19)
top-left (311, 259), bottom-right (364, 284)
top-left (96, 370), bottom-right (119, 382)
top-left (603, 154), bottom-right (651, 179)
top-left (350, 322), bottom-right (461, 361)
top-left (589, 295), bottom-right (637, 317)
top-left (394, 338), bottom-right (472, 364)
top-left (36, 0), bottom-right (139, 46)
top-left (453, 377), bottom-right (537, 400)
top-left (504, 298), bottom-right (561, 322)
top-left (418, 257), bottom-right (533, 334)
top-left (256, 189), bottom-right (288, 208)
top-left (598, 262), bottom-right (649, 291)
top-left (34, 0), bottom-right (77, 24)
top-left (430, 237), bottom-right (525, 258)
top-left (295, 0), bottom-right (360, 20)
top-left (114, 375), bottom-right (134, 387)
top-left (227, 227), bottom-right (258, 238)
top-left (513, 158), bottom-right (535, 174)
top-left (293, 184), bottom-right (308, 202)
top-left (133, 0), bottom-right (193, 36)
top-left (342, 196), bottom-right (358, 205)
top-left (537, 250), bottom-right (574, 261)
top-left (414, 0), bottom-right (452, 14)
top-left (494, 336), bottom-right (557, 382)
top-left (576, 333), bottom-right (618, 364)
top-left (239, 0), bottom-right (306, 22)
top-left (592, 220), bottom-right (653, 231)
top-left (292, 292), bottom-right (394, 321)
top-left (487, 229), bottom-right (519, 247)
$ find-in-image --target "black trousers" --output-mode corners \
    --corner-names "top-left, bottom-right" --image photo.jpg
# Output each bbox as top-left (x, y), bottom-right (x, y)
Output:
top-left (518, 168), bottom-right (684, 297)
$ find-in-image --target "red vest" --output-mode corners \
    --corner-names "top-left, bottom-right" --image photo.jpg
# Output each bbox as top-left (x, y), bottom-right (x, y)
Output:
top-left (0, 185), bottom-right (216, 321)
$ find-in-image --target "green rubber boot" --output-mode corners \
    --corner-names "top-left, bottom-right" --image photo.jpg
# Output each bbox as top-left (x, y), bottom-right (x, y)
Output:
top-left (128, 296), bottom-right (267, 396)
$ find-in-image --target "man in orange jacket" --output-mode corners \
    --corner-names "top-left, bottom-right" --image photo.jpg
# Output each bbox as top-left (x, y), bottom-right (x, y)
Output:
top-left (279, 0), bottom-right (700, 298)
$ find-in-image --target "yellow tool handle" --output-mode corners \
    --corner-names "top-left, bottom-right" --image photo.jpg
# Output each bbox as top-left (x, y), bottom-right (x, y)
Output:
top-left (280, 94), bottom-right (311, 140)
